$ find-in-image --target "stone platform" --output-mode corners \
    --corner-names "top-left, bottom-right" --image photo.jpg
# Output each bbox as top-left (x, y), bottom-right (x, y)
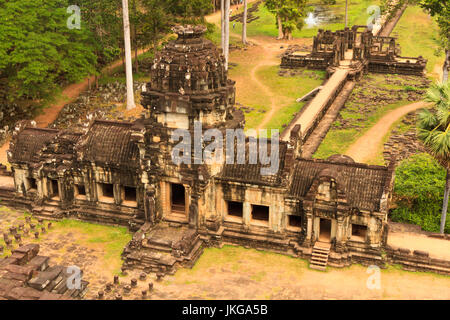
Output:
top-left (123, 222), bottom-right (204, 276)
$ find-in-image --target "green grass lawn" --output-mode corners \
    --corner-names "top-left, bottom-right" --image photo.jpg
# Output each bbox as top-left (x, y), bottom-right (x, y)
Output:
top-left (229, 62), bottom-right (325, 132)
top-left (221, 0), bottom-right (380, 40)
top-left (391, 5), bottom-right (444, 79)
top-left (255, 66), bottom-right (325, 131)
top-left (313, 73), bottom-right (426, 162)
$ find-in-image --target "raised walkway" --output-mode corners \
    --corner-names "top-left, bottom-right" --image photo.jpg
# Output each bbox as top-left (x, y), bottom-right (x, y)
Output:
top-left (281, 68), bottom-right (349, 142)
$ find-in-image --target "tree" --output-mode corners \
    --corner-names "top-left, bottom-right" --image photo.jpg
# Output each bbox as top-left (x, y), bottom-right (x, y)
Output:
top-left (345, 0), bottom-right (348, 28)
top-left (140, 0), bottom-right (173, 52)
top-left (417, 81), bottom-right (450, 233)
top-left (224, 0), bottom-right (230, 70)
top-left (75, 0), bottom-right (123, 68)
top-left (242, 0), bottom-right (248, 44)
top-left (265, 0), bottom-right (308, 40)
top-left (419, 0), bottom-right (449, 82)
top-left (0, 0), bottom-right (96, 101)
top-left (122, 0), bottom-right (135, 110)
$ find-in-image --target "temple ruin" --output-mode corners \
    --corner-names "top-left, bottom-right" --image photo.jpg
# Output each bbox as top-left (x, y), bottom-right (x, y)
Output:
top-left (5, 25), bottom-right (396, 273)
top-left (281, 26), bottom-right (427, 79)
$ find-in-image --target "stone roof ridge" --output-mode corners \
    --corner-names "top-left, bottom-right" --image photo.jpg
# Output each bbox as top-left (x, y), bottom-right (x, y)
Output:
top-left (297, 156), bottom-right (389, 171)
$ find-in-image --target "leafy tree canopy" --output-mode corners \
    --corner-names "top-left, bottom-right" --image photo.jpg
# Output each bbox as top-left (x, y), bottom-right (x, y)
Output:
top-left (0, 0), bottom-right (97, 101)
top-left (265, 0), bottom-right (308, 40)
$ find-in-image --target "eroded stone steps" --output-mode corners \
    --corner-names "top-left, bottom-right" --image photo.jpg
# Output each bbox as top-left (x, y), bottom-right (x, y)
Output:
top-left (310, 242), bottom-right (331, 271)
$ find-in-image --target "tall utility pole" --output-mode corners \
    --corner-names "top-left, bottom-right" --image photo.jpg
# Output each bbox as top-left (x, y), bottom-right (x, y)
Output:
top-left (224, 0), bottom-right (230, 70)
top-left (122, 0), bottom-right (135, 110)
top-left (345, 0), bottom-right (348, 28)
top-left (242, 0), bottom-right (248, 44)
top-left (221, 0), bottom-right (225, 52)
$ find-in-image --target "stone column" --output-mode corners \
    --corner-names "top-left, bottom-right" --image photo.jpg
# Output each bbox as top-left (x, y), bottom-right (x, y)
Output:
top-left (243, 202), bottom-right (251, 227)
top-left (114, 184), bottom-right (122, 205)
top-left (189, 193), bottom-right (199, 228)
top-left (304, 213), bottom-right (313, 247)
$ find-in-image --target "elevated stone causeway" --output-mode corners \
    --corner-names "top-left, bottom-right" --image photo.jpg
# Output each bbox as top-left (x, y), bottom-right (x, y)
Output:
top-left (282, 68), bottom-right (349, 142)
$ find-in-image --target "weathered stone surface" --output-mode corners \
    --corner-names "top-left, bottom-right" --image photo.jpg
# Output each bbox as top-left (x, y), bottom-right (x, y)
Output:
top-left (0, 245), bottom-right (88, 300)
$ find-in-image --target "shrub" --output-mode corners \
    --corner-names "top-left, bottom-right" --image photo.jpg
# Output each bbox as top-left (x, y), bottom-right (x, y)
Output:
top-left (391, 153), bottom-right (450, 233)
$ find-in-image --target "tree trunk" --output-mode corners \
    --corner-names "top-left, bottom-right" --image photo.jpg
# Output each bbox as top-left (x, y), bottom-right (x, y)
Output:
top-left (221, 0), bottom-right (225, 53)
top-left (443, 48), bottom-right (449, 83)
top-left (242, 0), bottom-right (247, 44)
top-left (440, 169), bottom-right (450, 234)
top-left (345, 0), bottom-right (348, 28)
top-left (122, 0), bottom-right (135, 110)
top-left (277, 14), bottom-right (283, 40)
top-left (133, 0), bottom-right (139, 73)
top-left (224, 0), bottom-right (230, 70)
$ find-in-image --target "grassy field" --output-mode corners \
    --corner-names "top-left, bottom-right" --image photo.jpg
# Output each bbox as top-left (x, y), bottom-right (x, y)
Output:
top-left (313, 73), bottom-right (426, 163)
top-left (228, 48), bottom-right (325, 131)
top-left (0, 208), bottom-right (132, 275)
top-left (391, 5), bottom-right (444, 79)
top-left (158, 244), bottom-right (450, 299)
top-left (221, 0), bottom-right (380, 40)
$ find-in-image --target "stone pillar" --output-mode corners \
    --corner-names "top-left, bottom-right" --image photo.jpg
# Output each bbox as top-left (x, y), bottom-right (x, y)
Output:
top-left (144, 185), bottom-right (156, 223)
top-left (335, 218), bottom-right (346, 252)
top-left (243, 202), bottom-right (251, 227)
top-left (189, 194), bottom-right (199, 228)
top-left (304, 214), bottom-right (313, 247)
top-left (114, 184), bottom-right (122, 205)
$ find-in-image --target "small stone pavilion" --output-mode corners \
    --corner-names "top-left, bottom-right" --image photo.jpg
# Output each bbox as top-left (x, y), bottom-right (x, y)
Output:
top-left (7, 25), bottom-right (395, 273)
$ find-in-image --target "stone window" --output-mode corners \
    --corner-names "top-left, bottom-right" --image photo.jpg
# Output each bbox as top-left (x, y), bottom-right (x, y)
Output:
top-left (27, 178), bottom-right (37, 191)
top-left (251, 205), bottom-right (269, 224)
top-left (287, 215), bottom-right (302, 230)
top-left (226, 201), bottom-right (243, 220)
top-left (171, 183), bottom-right (186, 214)
top-left (122, 186), bottom-right (137, 207)
top-left (351, 224), bottom-right (367, 242)
top-left (98, 183), bottom-right (115, 203)
top-left (74, 184), bottom-right (86, 200)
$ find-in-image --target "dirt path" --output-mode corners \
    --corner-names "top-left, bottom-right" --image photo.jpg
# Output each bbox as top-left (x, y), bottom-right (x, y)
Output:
top-left (1, 6), bottom-right (241, 166)
top-left (249, 39), bottom-right (286, 131)
top-left (345, 101), bottom-right (430, 163)
top-left (0, 48), bottom-right (149, 166)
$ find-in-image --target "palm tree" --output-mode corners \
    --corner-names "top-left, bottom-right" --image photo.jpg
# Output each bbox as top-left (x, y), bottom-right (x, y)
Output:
top-left (418, 81), bottom-right (450, 233)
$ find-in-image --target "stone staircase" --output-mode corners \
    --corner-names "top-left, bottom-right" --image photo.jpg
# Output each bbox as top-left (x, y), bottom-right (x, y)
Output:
top-left (32, 200), bottom-right (63, 220)
top-left (310, 241), bottom-right (331, 271)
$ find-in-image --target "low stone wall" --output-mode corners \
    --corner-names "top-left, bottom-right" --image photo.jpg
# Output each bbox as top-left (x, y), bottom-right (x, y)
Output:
top-left (281, 53), bottom-right (331, 70)
top-left (385, 245), bottom-right (450, 275)
top-left (368, 59), bottom-right (427, 76)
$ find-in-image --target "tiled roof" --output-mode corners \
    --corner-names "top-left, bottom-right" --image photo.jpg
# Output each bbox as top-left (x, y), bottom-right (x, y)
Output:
top-left (79, 120), bottom-right (139, 167)
top-left (218, 141), bottom-right (288, 186)
top-left (290, 158), bottom-right (389, 211)
top-left (9, 128), bottom-right (59, 164)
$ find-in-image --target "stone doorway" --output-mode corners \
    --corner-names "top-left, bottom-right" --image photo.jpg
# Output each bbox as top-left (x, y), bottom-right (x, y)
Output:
top-left (319, 218), bottom-right (332, 242)
top-left (50, 179), bottom-right (59, 200)
top-left (170, 183), bottom-right (186, 215)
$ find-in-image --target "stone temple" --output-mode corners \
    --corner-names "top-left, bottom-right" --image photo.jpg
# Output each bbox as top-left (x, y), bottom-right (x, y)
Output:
top-left (5, 25), bottom-right (395, 273)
